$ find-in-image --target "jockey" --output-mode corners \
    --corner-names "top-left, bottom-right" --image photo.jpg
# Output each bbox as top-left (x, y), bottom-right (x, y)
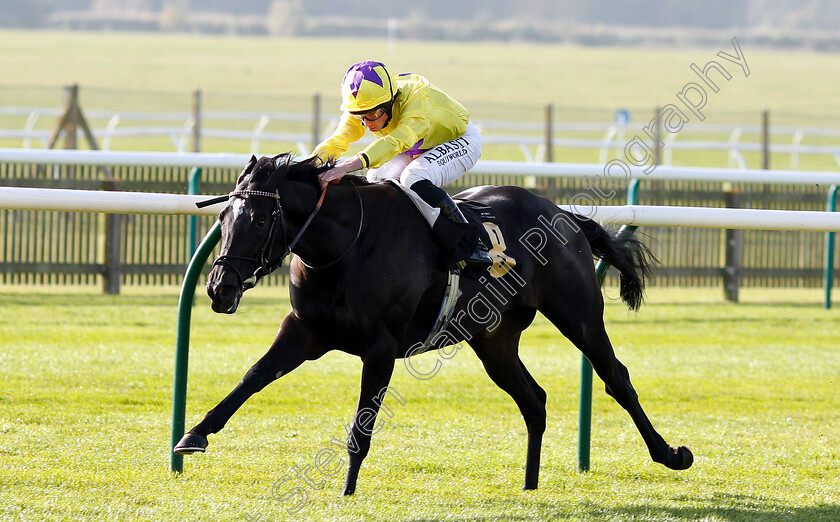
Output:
top-left (312, 60), bottom-right (492, 271)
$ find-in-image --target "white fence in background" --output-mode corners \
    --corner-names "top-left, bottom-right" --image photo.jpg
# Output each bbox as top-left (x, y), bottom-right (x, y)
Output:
top-left (2, 107), bottom-right (840, 168)
top-left (1, 148), bottom-right (838, 304)
top-left (3, 184), bottom-right (839, 233)
top-left (2, 147), bottom-right (840, 185)
top-left (3, 147), bottom-right (840, 186)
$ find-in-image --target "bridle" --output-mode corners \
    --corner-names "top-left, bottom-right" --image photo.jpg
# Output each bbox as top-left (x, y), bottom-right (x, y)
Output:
top-left (197, 182), bottom-right (364, 291)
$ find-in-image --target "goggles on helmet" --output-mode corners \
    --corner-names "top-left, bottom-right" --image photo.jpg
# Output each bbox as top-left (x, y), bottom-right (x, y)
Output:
top-left (351, 106), bottom-right (387, 122)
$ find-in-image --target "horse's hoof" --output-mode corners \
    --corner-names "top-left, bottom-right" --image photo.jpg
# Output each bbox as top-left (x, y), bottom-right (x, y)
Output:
top-left (174, 432), bottom-right (208, 455)
top-left (673, 445), bottom-right (693, 470)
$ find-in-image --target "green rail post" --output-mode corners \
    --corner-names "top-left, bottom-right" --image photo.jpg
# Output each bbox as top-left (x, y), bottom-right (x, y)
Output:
top-left (824, 185), bottom-right (838, 310)
top-left (187, 167), bottom-right (203, 259)
top-left (626, 179), bottom-right (639, 207)
top-left (578, 179), bottom-right (639, 472)
top-left (170, 220), bottom-right (221, 473)
top-left (577, 347), bottom-right (594, 472)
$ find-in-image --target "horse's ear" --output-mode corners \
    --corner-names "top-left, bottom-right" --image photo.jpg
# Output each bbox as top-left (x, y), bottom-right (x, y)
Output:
top-left (236, 155), bottom-right (258, 185)
top-left (273, 153), bottom-right (292, 170)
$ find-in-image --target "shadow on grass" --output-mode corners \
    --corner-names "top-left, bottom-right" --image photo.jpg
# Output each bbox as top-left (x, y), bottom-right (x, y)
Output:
top-left (576, 497), bottom-right (840, 522)
top-left (406, 495), bottom-right (840, 521)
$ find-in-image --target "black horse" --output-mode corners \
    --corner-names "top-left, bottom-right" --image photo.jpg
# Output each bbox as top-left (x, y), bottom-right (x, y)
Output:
top-left (175, 153), bottom-right (692, 494)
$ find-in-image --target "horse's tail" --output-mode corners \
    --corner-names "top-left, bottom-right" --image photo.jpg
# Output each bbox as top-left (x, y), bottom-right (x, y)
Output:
top-left (567, 212), bottom-right (656, 311)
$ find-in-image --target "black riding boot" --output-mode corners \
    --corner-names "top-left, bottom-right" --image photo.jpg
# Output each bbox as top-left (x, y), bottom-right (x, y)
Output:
top-left (410, 180), bottom-right (492, 271)
top-left (436, 194), bottom-right (493, 270)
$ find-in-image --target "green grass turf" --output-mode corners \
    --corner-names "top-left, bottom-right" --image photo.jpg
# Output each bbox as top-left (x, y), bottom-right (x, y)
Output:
top-left (2, 30), bottom-right (838, 117)
top-left (0, 284), bottom-right (838, 520)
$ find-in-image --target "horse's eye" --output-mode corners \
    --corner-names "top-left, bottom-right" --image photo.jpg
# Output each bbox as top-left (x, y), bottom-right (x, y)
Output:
top-left (254, 216), bottom-right (267, 228)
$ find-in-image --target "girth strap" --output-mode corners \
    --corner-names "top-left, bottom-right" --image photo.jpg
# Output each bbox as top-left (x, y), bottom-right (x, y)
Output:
top-left (415, 269), bottom-right (462, 355)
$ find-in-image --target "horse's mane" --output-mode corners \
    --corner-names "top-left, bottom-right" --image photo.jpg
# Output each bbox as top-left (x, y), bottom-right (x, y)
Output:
top-left (246, 153), bottom-right (374, 189)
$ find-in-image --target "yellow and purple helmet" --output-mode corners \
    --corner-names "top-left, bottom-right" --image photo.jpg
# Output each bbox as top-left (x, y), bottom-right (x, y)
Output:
top-left (340, 61), bottom-right (395, 112)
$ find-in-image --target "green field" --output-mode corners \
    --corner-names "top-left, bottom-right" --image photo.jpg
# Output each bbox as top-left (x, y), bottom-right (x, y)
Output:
top-left (2, 30), bottom-right (839, 116)
top-left (1, 284), bottom-right (838, 521)
top-left (1, 30), bottom-right (839, 169)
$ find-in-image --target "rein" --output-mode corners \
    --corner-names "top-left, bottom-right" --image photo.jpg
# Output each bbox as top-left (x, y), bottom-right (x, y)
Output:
top-left (282, 185), bottom-right (329, 259)
top-left (197, 181), bottom-right (363, 290)
top-left (297, 183), bottom-right (364, 270)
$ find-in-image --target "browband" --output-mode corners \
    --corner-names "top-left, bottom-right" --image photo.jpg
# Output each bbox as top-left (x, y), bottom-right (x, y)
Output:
top-left (195, 190), bottom-right (280, 209)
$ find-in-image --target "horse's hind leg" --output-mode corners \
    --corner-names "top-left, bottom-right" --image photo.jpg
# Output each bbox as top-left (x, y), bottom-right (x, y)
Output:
top-left (469, 313), bottom-right (547, 490)
top-left (539, 292), bottom-right (693, 471)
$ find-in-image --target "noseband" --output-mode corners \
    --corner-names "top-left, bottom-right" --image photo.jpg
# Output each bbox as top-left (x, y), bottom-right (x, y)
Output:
top-left (198, 182), bottom-right (363, 291)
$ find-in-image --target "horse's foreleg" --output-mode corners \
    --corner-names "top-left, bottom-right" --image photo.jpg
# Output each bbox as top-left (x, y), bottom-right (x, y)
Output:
top-left (340, 328), bottom-right (397, 496)
top-left (174, 313), bottom-right (324, 454)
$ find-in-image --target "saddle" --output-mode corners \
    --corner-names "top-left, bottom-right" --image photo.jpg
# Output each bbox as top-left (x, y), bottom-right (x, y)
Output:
top-left (415, 198), bottom-right (519, 355)
top-left (455, 198), bottom-right (496, 222)
top-left (455, 198), bottom-right (518, 279)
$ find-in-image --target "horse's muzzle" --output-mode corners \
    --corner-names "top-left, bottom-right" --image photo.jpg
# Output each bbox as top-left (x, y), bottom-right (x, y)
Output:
top-left (206, 265), bottom-right (242, 314)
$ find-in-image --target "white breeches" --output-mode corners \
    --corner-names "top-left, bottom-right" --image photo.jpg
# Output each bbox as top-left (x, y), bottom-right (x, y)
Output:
top-left (366, 120), bottom-right (482, 188)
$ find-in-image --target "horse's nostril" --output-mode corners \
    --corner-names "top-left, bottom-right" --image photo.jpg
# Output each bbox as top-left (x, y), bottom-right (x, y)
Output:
top-left (207, 282), bottom-right (241, 314)
top-left (209, 283), bottom-right (235, 299)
